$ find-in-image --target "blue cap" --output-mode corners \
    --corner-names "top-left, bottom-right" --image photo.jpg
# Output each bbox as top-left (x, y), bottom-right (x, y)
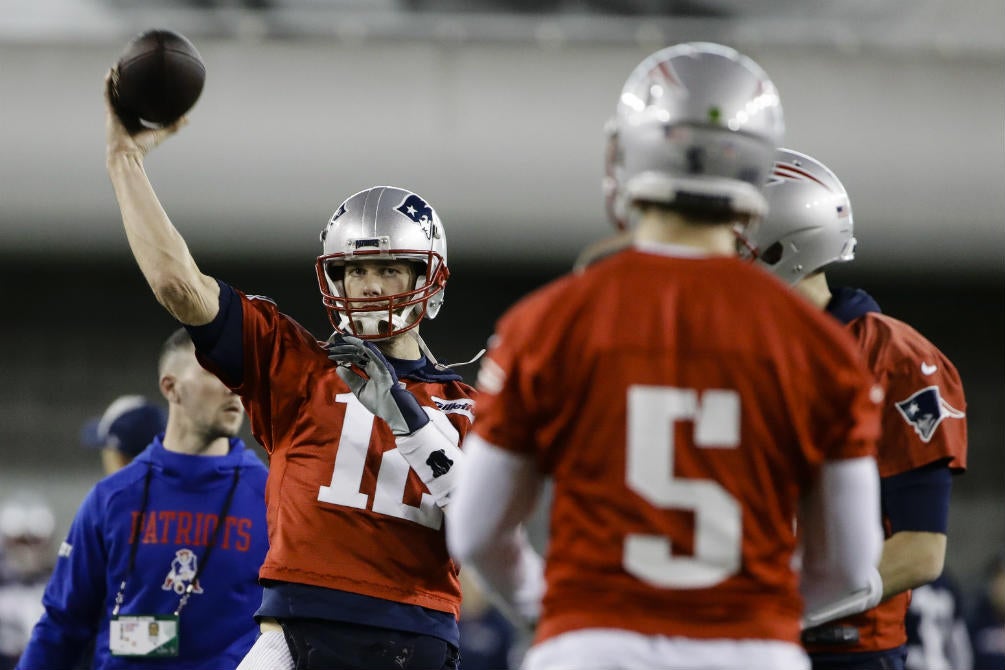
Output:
top-left (80, 395), bottom-right (167, 457)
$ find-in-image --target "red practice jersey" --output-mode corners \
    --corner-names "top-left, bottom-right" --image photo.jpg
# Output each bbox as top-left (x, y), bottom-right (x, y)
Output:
top-left (806, 312), bottom-right (967, 654)
top-left (205, 291), bottom-right (475, 618)
top-left (474, 248), bottom-right (882, 646)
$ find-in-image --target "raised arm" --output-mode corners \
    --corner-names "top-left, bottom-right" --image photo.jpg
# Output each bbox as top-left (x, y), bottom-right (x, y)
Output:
top-left (103, 70), bottom-right (219, 326)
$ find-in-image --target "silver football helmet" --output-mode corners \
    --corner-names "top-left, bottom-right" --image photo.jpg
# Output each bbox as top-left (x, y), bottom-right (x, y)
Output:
top-left (753, 148), bottom-right (856, 284)
top-left (0, 492), bottom-right (56, 579)
top-left (604, 42), bottom-right (785, 229)
top-left (316, 186), bottom-right (448, 340)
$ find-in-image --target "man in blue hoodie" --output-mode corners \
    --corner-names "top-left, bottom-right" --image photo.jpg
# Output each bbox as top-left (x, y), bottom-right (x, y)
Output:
top-left (17, 328), bottom-right (269, 669)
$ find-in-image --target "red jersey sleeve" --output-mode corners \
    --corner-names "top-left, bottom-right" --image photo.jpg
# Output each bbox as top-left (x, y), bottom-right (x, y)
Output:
top-left (847, 313), bottom-right (967, 477)
top-left (473, 276), bottom-right (575, 468)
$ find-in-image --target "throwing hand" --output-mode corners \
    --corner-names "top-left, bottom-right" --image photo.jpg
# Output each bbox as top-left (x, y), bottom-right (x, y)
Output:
top-left (326, 335), bottom-right (430, 436)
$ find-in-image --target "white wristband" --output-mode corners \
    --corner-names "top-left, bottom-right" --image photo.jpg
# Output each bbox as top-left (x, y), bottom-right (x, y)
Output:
top-left (396, 422), bottom-right (464, 509)
top-left (802, 566), bottom-right (883, 630)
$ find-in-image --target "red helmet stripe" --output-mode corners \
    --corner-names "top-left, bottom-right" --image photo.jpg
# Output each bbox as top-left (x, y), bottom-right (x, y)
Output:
top-left (773, 163), bottom-right (832, 190)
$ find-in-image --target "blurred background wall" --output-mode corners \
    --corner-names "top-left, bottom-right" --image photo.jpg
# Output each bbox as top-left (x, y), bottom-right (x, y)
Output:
top-left (1, 0), bottom-right (1002, 596)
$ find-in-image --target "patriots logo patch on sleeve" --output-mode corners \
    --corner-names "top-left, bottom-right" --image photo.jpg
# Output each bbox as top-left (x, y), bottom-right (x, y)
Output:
top-left (895, 386), bottom-right (965, 443)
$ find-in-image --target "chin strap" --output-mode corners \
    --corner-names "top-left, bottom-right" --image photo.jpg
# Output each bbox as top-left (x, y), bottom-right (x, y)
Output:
top-left (339, 307), bottom-right (417, 339)
top-left (412, 331), bottom-right (485, 371)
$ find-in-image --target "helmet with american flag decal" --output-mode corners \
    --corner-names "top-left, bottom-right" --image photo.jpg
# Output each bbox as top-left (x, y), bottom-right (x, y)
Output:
top-left (753, 148), bottom-right (856, 283)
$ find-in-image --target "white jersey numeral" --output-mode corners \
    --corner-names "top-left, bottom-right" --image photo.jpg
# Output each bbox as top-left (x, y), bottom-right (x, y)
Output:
top-left (624, 386), bottom-right (742, 588)
top-left (317, 393), bottom-right (443, 530)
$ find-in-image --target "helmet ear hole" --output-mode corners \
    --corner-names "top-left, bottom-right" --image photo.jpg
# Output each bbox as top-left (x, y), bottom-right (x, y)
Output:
top-left (760, 241), bottom-right (784, 266)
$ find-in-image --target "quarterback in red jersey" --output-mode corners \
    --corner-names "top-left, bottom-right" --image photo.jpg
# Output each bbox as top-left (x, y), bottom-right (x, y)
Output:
top-left (103, 63), bottom-right (532, 666)
top-left (448, 42), bottom-right (885, 670)
top-left (752, 148), bottom-right (968, 670)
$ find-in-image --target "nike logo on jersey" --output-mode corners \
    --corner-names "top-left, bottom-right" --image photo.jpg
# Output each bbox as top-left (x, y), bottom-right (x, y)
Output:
top-left (895, 386), bottom-right (964, 443)
top-left (921, 362), bottom-right (938, 375)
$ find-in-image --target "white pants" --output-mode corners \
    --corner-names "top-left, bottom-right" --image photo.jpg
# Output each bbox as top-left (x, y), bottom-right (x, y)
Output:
top-left (236, 629), bottom-right (295, 670)
top-left (521, 629), bottom-right (810, 670)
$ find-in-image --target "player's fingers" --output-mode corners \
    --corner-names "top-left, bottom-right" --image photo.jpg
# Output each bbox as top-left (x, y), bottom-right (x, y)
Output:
top-left (335, 366), bottom-right (366, 392)
top-left (324, 339), bottom-right (367, 355)
top-left (164, 115), bottom-right (189, 136)
top-left (326, 343), bottom-right (371, 366)
top-left (327, 347), bottom-right (365, 361)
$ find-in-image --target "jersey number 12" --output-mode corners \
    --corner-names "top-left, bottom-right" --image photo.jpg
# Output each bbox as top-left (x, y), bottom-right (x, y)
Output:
top-left (317, 393), bottom-right (442, 530)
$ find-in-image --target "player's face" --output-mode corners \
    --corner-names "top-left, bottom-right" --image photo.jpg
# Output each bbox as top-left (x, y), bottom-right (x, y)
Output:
top-left (342, 260), bottom-right (416, 308)
top-left (172, 350), bottom-right (245, 439)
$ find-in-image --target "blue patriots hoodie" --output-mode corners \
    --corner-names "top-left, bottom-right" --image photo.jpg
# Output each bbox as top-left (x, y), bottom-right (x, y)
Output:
top-left (17, 436), bottom-right (268, 670)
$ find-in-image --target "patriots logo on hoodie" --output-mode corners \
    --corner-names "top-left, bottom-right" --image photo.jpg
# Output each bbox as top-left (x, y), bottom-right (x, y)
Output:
top-left (895, 386), bottom-right (965, 443)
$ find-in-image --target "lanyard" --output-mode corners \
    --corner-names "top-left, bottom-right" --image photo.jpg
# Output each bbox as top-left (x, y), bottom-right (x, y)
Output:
top-left (112, 464), bottom-right (242, 617)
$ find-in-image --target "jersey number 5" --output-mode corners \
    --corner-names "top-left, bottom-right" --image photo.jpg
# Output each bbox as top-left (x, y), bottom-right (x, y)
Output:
top-left (624, 385), bottom-right (742, 588)
top-left (317, 393), bottom-right (443, 530)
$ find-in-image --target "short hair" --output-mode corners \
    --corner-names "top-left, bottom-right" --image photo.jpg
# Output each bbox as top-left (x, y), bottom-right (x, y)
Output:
top-left (157, 327), bottom-right (195, 378)
top-left (635, 198), bottom-right (751, 226)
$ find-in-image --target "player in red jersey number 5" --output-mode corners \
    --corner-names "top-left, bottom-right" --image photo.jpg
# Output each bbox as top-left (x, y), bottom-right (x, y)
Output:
top-left (448, 42), bottom-right (887, 670)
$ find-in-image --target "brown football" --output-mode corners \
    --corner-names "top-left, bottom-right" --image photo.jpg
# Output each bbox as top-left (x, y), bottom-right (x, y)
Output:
top-left (111, 29), bottom-right (206, 130)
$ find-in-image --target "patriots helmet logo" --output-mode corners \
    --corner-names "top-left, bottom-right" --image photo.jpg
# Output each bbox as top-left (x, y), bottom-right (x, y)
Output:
top-left (396, 194), bottom-right (433, 223)
top-left (395, 194), bottom-right (435, 239)
top-left (895, 385), bottom-right (965, 443)
top-left (320, 203), bottom-right (348, 243)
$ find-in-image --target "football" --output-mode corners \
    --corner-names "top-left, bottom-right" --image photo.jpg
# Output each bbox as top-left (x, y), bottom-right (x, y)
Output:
top-left (111, 29), bottom-right (206, 130)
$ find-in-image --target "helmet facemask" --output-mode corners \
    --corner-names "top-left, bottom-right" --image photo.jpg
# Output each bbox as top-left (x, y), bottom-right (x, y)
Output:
top-left (316, 247), bottom-right (448, 340)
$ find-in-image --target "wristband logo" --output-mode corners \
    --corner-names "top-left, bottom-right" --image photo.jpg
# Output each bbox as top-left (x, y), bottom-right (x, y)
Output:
top-left (426, 450), bottom-right (454, 478)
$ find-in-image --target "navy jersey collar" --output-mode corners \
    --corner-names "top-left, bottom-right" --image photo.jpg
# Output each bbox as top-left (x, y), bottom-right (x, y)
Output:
top-left (386, 355), bottom-right (463, 383)
top-left (826, 286), bottom-right (882, 325)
